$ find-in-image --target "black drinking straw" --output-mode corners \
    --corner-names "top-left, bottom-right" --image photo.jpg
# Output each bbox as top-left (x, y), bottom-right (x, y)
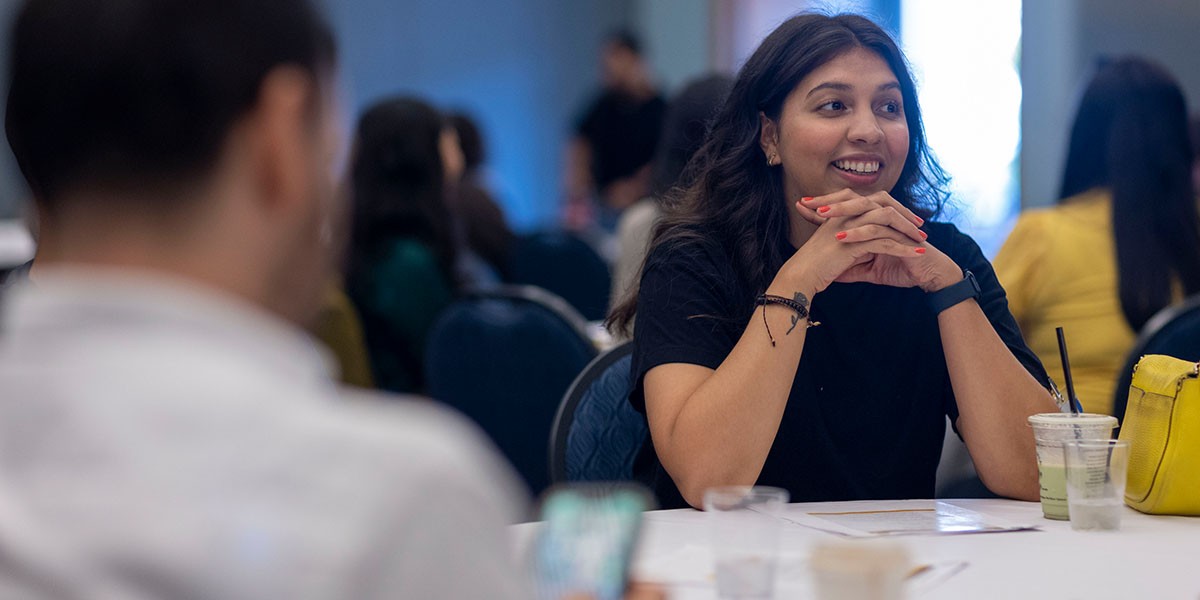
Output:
top-left (1056, 326), bottom-right (1081, 415)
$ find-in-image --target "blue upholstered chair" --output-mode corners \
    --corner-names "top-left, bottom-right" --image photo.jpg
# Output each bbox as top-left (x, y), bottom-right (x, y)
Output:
top-left (1112, 293), bottom-right (1200, 425)
top-left (425, 285), bottom-right (597, 495)
top-left (509, 230), bottom-right (611, 321)
top-left (548, 341), bottom-right (648, 484)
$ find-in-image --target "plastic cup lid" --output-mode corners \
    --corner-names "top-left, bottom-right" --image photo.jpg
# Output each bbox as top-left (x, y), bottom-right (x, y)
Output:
top-left (1027, 412), bottom-right (1118, 429)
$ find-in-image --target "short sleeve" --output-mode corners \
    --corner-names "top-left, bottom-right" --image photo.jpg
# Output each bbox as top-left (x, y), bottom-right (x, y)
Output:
top-left (351, 400), bottom-right (531, 600)
top-left (628, 240), bottom-right (744, 413)
top-left (932, 223), bottom-right (1051, 423)
top-left (992, 211), bottom-right (1052, 328)
top-left (947, 223), bottom-right (1049, 383)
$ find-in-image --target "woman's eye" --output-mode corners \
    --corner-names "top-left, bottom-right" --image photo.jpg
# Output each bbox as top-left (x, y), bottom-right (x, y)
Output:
top-left (879, 101), bottom-right (901, 114)
top-left (818, 100), bottom-right (845, 112)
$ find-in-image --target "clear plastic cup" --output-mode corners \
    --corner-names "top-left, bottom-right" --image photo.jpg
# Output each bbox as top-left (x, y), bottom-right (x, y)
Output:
top-left (704, 486), bottom-right (788, 599)
top-left (1063, 439), bottom-right (1129, 531)
top-left (1027, 413), bottom-right (1118, 520)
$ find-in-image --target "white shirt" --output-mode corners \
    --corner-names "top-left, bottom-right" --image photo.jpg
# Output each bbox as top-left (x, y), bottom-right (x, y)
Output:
top-left (0, 268), bottom-right (530, 599)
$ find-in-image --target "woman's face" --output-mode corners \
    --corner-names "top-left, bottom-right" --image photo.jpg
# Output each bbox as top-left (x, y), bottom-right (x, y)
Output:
top-left (760, 47), bottom-right (909, 201)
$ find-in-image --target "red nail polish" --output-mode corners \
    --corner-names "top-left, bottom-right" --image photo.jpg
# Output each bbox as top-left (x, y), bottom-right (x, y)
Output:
top-left (818, 206), bottom-right (831, 214)
top-left (919, 231), bottom-right (928, 240)
top-left (915, 247), bottom-right (926, 254)
top-left (835, 231), bottom-right (847, 240)
top-left (801, 196), bottom-right (814, 203)
top-left (916, 216), bottom-right (925, 225)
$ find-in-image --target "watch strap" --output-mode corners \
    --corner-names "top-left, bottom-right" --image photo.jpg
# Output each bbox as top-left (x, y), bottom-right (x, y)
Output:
top-left (927, 270), bottom-right (981, 314)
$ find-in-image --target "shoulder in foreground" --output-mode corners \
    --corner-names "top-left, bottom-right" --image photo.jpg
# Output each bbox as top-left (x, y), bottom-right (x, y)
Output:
top-left (334, 387), bottom-right (497, 462)
top-left (310, 388), bottom-right (523, 503)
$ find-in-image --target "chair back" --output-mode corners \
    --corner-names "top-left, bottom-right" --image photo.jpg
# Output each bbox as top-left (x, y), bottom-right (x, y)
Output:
top-left (425, 285), bottom-right (597, 495)
top-left (548, 341), bottom-right (647, 484)
top-left (509, 230), bottom-right (611, 321)
top-left (1113, 294), bottom-right (1200, 423)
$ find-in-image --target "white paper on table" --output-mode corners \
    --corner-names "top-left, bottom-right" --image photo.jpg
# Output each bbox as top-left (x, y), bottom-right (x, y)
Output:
top-left (779, 500), bottom-right (1038, 537)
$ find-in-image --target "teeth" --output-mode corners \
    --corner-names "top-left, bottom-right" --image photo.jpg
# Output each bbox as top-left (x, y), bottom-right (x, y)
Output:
top-left (834, 160), bottom-right (880, 174)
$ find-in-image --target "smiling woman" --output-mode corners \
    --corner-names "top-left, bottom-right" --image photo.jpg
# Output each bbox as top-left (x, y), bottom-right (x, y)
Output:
top-left (606, 13), bottom-right (1059, 510)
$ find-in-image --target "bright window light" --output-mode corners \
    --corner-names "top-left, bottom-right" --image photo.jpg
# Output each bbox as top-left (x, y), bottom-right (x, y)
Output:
top-left (901, 0), bottom-right (1022, 257)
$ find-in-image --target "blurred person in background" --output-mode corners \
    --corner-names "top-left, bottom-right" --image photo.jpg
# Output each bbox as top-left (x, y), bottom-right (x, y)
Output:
top-left (608, 13), bottom-right (1055, 510)
top-left (564, 31), bottom-right (666, 242)
top-left (448, 111), bottom-right (516, 282)
top-left (346, 96), bottom-right (466, 395)
top-left (310, 225), bottom-right (377, 388)
top-left (994, 56), bottom-right (1200, 415)
top-left (0, 1), bottom-right (528, 597)
top-left (610, 73), bottom-right (734, 314)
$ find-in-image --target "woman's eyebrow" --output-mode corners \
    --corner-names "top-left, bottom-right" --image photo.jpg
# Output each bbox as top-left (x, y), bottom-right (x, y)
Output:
top-left (805, 82), bottom-right (851, 98)
top-left (806, 81), bottom-right (901, 98)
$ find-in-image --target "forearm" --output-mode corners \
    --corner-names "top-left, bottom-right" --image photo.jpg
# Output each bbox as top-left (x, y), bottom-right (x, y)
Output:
top-left (938, 299), bottom-right (1057, 501)
top-left (651, 283), bottom-right (815, 507)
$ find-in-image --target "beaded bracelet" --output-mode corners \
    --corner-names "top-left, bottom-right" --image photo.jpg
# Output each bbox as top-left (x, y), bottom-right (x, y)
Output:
top-left (755, 294), bottom-right (820, 346)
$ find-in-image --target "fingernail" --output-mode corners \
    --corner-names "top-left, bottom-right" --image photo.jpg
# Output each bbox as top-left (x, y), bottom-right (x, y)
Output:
top-left (919, 231), bottom-right (928, 240)
top-left (915, 247), bottom-right (926, 254)
top-left (818, 206), bottom-right (831, 214)
top-left (915, 216), bottom-right (925, 225)
top-left (835, 231), bottom-right (847, 240)
top-left (801, 196), bottom-right (814, 203)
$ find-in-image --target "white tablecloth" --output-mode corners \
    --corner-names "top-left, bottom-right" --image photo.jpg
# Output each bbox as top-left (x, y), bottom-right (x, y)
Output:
top-left (513, 498), bottom-right (1200, 599)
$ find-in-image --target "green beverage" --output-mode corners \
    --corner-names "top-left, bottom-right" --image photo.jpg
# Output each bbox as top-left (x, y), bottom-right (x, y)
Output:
top-left (1037, 462), bottom-right (1069, 520)
top-left (1027, 413), bottom-right (1118, 521)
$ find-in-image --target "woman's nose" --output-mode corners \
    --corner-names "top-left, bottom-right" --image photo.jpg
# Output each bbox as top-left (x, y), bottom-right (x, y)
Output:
top-left (848, 112), bottom-right (884, 145)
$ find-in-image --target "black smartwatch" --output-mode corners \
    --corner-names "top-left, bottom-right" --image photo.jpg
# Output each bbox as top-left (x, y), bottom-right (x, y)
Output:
top-left (927, 270), bottom-right (981, 314)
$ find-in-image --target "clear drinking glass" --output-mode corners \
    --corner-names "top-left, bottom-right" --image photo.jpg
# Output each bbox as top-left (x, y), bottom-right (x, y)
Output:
top-left (1063, 439), bottom-right (1129, 531)
top-left (704, 486), bottom-right (788, 599)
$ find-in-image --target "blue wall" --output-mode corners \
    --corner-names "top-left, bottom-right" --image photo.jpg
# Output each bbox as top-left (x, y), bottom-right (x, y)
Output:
top-left (322, 0), bottom-right (632, 232)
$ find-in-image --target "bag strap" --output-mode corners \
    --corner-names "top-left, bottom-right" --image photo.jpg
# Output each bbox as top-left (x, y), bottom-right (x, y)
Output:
top-left (1131, 355), bottom-right (1200, 396)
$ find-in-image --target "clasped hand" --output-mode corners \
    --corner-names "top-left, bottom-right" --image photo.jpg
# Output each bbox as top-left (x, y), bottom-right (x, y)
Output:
top-left (781, 189), bottom-right (961, 295)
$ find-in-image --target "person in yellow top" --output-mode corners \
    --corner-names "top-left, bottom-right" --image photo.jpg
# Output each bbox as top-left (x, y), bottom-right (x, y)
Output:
top-left (995, 56), bottom-right (1200, 415)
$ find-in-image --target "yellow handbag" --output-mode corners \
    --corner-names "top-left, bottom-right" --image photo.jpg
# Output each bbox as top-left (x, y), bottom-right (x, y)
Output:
top-left (1118, 354), bottom-right (1200, 515)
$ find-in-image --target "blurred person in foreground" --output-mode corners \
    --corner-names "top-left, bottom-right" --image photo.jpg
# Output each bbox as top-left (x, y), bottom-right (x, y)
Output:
top-left (564, 31), bottom-right (666, 238)
top-left (608, 13), bottom-right (1056, 510)
top-left (610, 74), bottom-right (734, 315)
top-left (994, 56), bottom-right (1200, 415)
top-left (0, 1), bottom-right (528, 598)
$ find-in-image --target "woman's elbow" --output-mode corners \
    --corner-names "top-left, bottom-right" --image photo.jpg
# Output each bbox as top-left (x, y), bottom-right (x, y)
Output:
top-left (668, 463), bottom-right (760, 510)
top-left (978, 464), bottom-right (1041, 502)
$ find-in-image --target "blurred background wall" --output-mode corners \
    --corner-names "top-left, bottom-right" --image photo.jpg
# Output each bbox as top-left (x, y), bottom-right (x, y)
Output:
top-left (2, 0), bottom-right (1200, 255)
top-left (1023, 0), bottom-right (1200, 212)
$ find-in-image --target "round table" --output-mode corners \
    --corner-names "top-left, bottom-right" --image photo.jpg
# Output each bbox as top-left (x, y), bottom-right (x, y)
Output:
top-left (513, 498), bottom-right (1200, 599)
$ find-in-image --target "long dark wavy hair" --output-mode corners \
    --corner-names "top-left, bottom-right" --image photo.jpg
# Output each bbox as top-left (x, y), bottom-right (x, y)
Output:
top-left (347, 96), bottom-right (458, 289)
top-left (608, 13), bottom-right (949, 334)
top-left (1058, 56), bottom-right (1200, 331)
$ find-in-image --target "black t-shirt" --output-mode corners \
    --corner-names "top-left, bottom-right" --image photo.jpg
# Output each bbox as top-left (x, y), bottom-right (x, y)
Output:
top-left (576, 90), bottom-right (667, 190)
top-left (629, 222), bottom-right (1048, 509)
